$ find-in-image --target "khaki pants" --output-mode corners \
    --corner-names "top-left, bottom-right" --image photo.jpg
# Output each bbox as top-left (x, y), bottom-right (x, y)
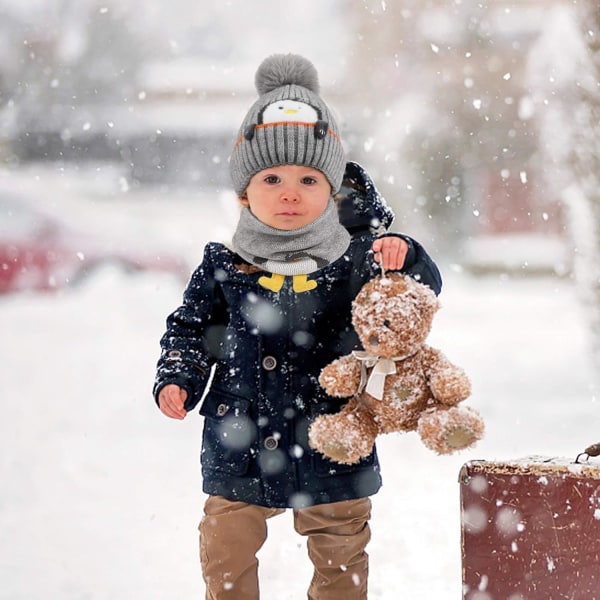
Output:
top-left (199, 495), bottom-right (371, 600)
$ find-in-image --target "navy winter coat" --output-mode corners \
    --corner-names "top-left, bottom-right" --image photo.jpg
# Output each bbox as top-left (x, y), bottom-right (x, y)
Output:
top-left (154, 162), bottom-right (442, 509)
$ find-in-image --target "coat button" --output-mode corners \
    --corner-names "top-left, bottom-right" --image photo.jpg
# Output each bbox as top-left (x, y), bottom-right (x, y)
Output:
top-left (262, 356), bottom-right (277, 371)
top-left (264, 436), bottom-right (279, 450)
top-left (216, 403), bottom-right (228, 417)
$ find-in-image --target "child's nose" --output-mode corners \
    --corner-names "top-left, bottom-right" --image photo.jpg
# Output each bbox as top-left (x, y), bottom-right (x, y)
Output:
top-left (280, 186), bottom-right (300, 202)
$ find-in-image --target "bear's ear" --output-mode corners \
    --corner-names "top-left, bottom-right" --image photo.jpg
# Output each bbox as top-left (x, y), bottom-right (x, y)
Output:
top-left (244, 124), bottom-right (256, 140)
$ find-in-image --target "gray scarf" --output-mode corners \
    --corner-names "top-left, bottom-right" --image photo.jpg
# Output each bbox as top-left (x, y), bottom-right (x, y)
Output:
top-left (232, 198), bottom-right (351, 275)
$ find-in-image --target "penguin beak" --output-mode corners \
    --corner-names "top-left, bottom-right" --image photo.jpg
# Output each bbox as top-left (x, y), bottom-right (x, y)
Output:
top-left (284, 108), bottom-right (298, 115)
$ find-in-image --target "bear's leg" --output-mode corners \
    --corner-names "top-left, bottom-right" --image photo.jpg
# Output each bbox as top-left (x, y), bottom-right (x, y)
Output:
top-left (309, 401), bottom-right (378, 465)
top-left (417, 406), bottom-right (485, 455)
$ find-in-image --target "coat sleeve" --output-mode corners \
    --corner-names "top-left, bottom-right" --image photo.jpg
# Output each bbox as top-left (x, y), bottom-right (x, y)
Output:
top-left (400, 235), bottom-right (442, 295)
top-left (153, 244), bottom-right (227, 411)
top-left (377, 233), bottom-right (443, 295)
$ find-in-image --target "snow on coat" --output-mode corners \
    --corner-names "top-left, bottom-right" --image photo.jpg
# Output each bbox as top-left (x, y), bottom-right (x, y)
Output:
top-left (153, 162), bottom-right (442, 509)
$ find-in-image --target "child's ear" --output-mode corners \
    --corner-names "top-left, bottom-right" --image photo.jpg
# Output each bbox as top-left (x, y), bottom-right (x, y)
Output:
top-left (239, 194), bottom-right (249, 207)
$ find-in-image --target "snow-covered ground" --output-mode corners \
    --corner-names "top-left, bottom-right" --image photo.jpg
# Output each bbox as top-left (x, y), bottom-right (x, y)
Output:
top-left (1, 168), bottom-right (598, 599)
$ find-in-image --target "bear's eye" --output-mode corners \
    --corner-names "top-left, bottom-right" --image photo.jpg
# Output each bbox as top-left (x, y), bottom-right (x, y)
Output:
top-left (383, 319), bottom-right (391, 329)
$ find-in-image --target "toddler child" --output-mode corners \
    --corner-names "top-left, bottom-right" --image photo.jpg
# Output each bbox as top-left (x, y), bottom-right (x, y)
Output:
top-left (154, 53), bottom-right (442, 600)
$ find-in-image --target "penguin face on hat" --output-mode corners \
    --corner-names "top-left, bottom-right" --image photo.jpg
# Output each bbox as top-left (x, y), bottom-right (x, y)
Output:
top-left (260, 99), bottom-right (321, 125)
top-left (243, 95), bottom-right (329, 142)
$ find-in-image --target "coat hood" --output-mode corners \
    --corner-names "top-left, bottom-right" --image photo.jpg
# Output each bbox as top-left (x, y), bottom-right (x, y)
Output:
top-left (336, 161), bottom-right (395, 235)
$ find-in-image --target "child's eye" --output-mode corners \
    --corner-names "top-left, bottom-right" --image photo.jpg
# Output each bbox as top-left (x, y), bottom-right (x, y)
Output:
top-left (264, 175), bottom-right (280, 184)
top-left (301, 177), bottom-right (317, 185)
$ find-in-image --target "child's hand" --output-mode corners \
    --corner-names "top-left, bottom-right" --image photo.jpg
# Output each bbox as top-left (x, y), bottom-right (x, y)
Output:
top-left (159, 384), bottom-right (188, 420)
top-left (372, 236), bottom-right (409, 271)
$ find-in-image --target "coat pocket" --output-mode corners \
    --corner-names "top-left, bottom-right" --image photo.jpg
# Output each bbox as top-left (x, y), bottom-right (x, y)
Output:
top-left (199, 389), bottom-right (256, 477)
top-left (312, 447), bottom-right (377, 477)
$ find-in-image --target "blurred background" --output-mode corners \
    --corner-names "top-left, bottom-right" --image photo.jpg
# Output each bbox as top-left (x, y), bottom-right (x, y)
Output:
top-left (1, 0), bottom-right (600, 364)
top-left (2, 2), bottom-right (600, 597)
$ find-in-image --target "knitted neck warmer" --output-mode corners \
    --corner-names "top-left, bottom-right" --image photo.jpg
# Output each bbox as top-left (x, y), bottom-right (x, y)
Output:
top-left (232, 198), bottom-right (351, 275)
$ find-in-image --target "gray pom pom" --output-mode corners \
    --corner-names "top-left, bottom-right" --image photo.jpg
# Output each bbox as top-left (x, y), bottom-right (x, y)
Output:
top-left (255, 54), bottom-right (320, 96)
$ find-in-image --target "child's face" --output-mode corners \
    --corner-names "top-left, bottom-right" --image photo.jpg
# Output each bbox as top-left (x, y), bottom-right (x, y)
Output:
top-left (241, 165), bottom-right (331, 230)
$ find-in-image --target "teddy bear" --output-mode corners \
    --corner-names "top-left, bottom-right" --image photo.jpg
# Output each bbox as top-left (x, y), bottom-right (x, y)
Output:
top-left (308, 273), bottom-right (484, 465)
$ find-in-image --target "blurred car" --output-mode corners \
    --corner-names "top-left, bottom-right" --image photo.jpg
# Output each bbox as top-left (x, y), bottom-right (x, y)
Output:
top-left (0, 192), bottom-right (190, 294)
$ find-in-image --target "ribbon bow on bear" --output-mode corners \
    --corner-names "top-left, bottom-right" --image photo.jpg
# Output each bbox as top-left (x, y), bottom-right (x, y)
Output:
top-left (352, 351), bottom-right (401, 401)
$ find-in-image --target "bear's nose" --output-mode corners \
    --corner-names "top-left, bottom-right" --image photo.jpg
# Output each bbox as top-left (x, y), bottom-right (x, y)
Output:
top-left (368, 335), bottom-right (379, 347)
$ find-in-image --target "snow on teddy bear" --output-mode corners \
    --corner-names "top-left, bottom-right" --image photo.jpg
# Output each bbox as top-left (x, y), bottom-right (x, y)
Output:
top-left (308, 273), bottom-right (484, 465)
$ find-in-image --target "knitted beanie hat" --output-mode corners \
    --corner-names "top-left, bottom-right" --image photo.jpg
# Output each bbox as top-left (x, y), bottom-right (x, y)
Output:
top-left (229, 54), bottom-right (346, 196)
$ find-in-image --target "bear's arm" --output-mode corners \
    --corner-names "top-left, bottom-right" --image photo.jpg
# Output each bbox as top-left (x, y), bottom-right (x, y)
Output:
top-left (319, 355), bottom-right (362, 398)
top-left (421, 346), bottom-right (471, 405)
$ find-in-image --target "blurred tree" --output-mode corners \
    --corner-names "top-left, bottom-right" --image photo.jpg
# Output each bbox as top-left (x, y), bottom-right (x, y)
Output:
top-left (527, 1), bottom-right (600, 370)
top-left (0, 0), bottom-right (149, 160)
top-left (344, 1), bottom-right (545, 259)
top-left (341, 0), bottom-right (426, 232)
top-left (414, 4), bottom-right (540, 253)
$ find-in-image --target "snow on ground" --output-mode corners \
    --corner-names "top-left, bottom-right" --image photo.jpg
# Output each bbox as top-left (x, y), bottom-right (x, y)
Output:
top-left (1, 169), bottom-right (599, 599)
